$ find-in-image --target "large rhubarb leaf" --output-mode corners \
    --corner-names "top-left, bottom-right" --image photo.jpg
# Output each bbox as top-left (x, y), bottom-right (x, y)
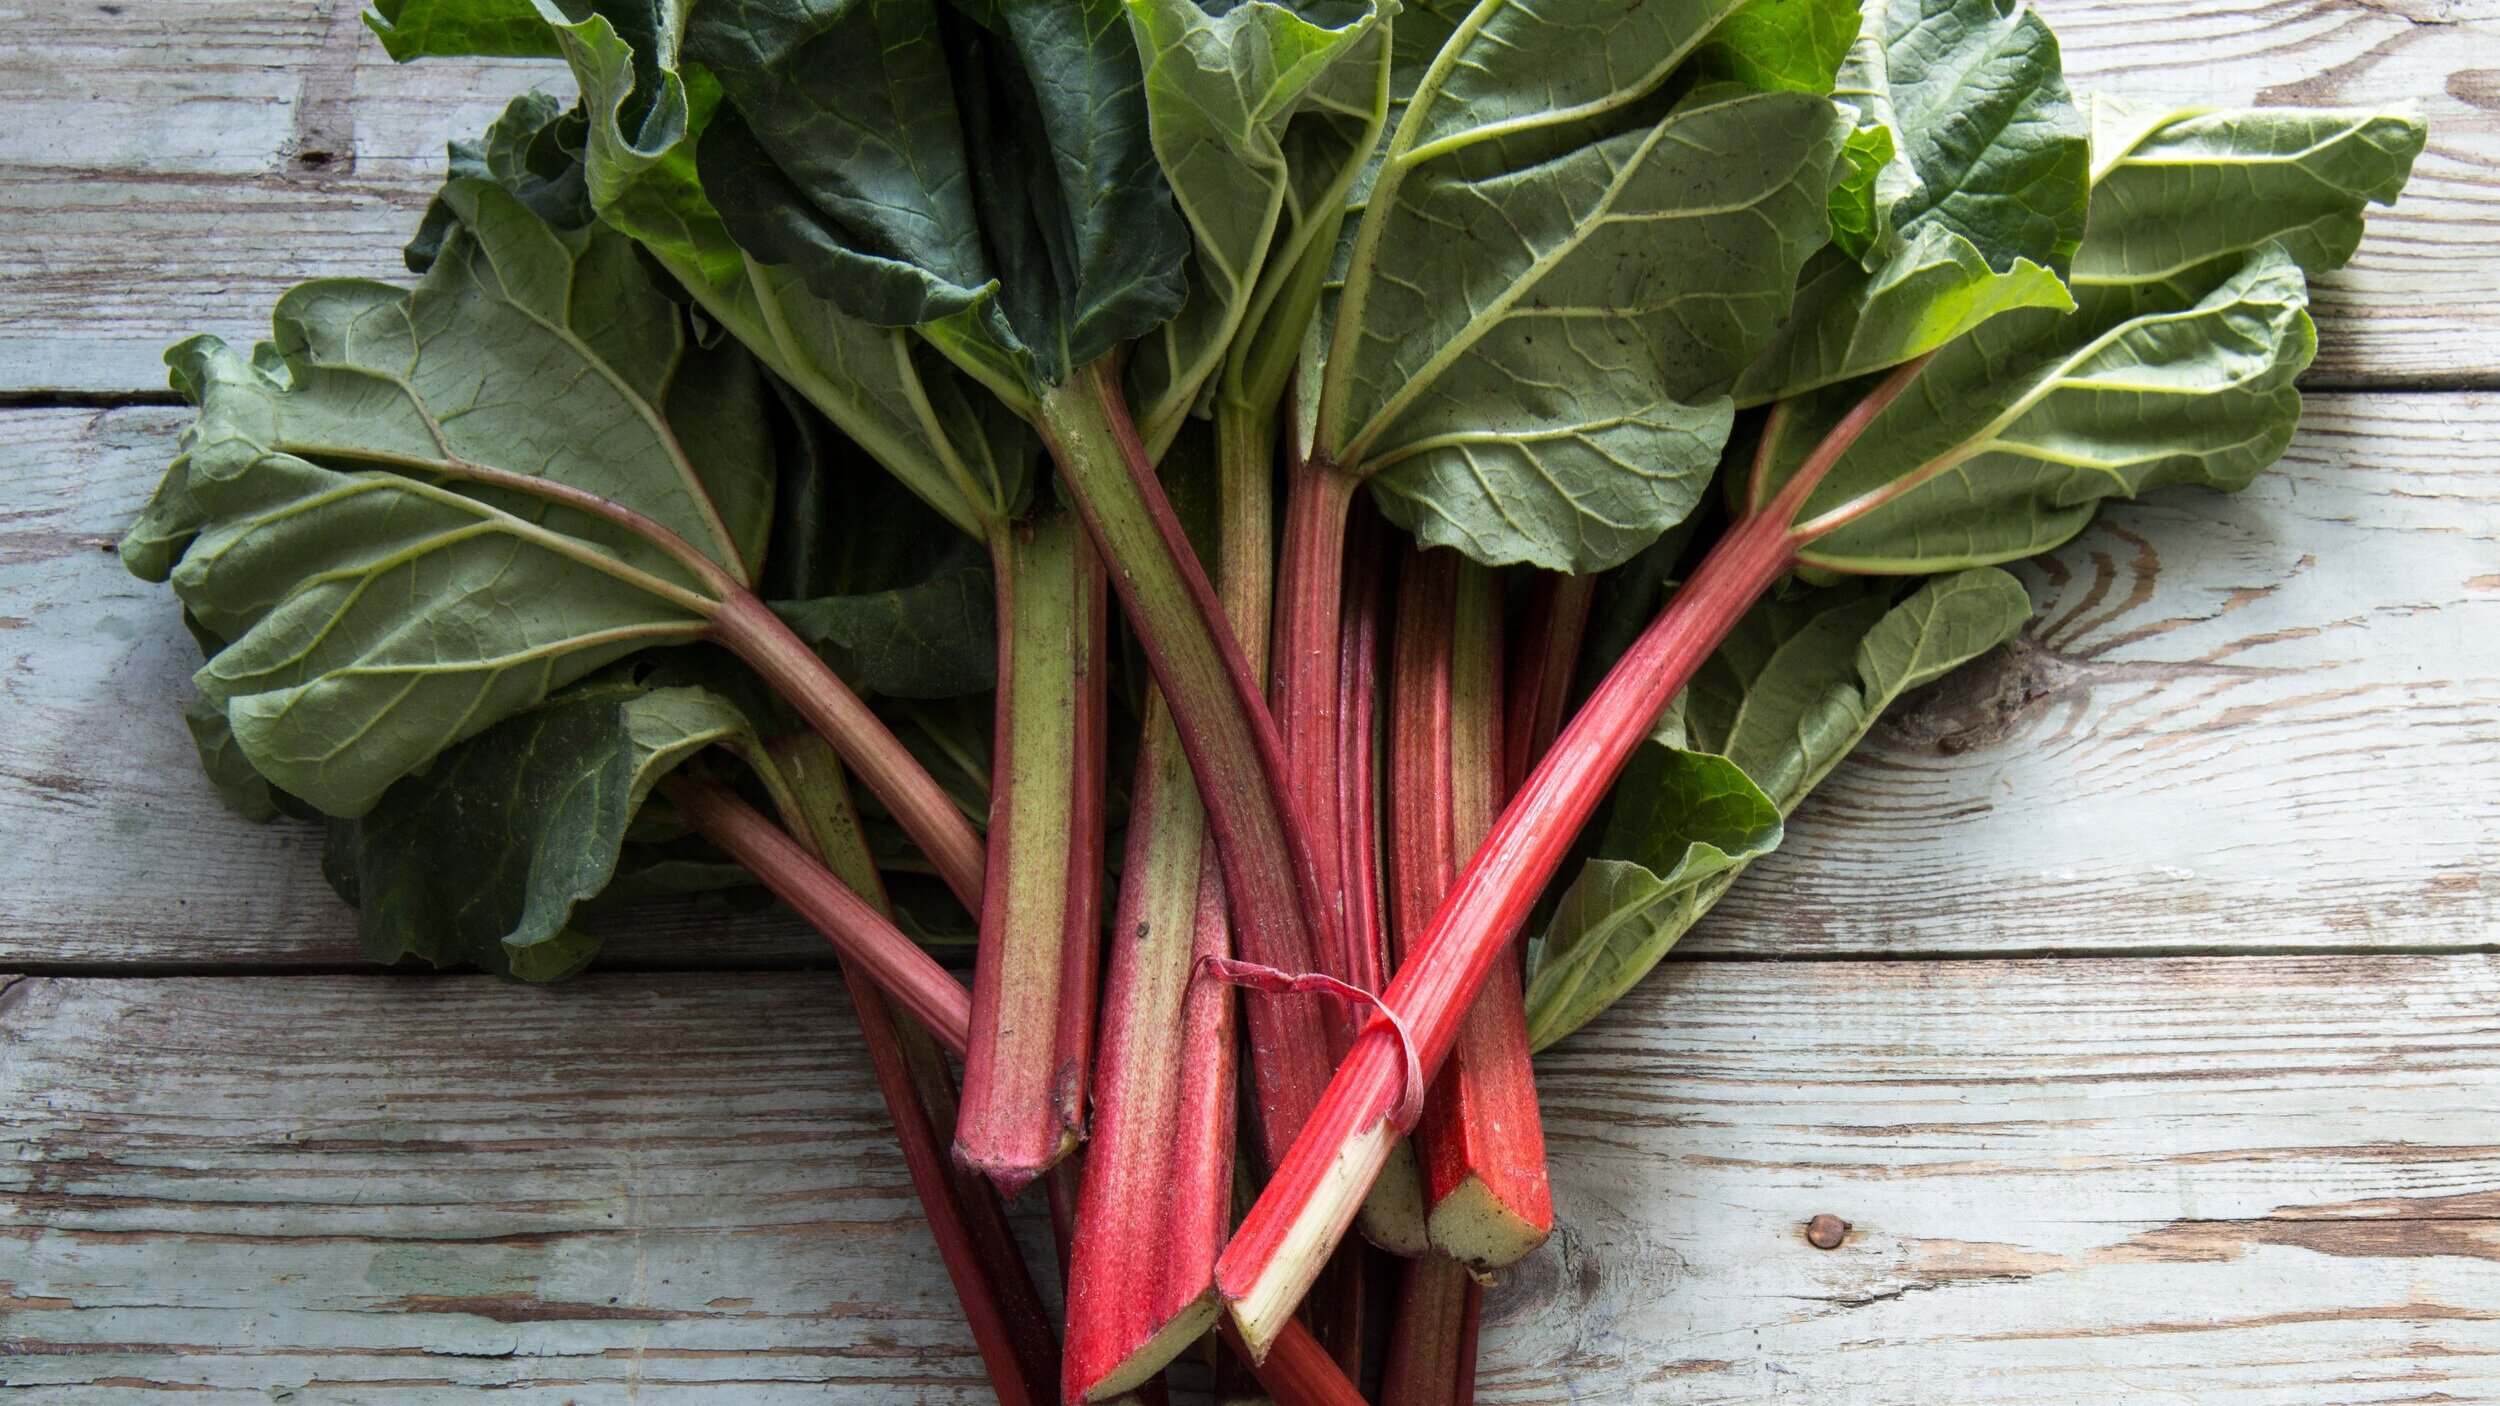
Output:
top-left (1755, 101), bottom-right (2420, 571)
top-left (686, 0), bottom-right (1191, 389)
top-left (1868, 0), bottom-right (2088, 274)
top-left (1734, 0), bottom-right (2088, 405)
top-left (1315, 84), bottom-right (1846, 571)
top-left (122, 181), bottom-right (776, 817)
top-left (536, 10), bottom-right (1035, 535)
top-left (1768, 245), bottom-right (2314, 572)
top-left (1526, 567), bottom-right (2028, 1048)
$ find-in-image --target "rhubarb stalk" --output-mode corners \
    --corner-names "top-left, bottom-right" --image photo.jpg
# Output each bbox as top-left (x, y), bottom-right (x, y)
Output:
top-left (662, 774), bottom-right (974, 1056)
top-left (1504, 572), bottom-right (1597, 792)
top-left (758, 735), bottom-right (1059, 1406)
top-left (954, 512), bottom-right (1109, 1194)
top-left (1036, 360), bottom-right (1333, 1161)
top-left (1379, 1255), bottom-right (1479, 1406)
top-left (1414, 555), bottom-right (1551, 1272)
top-left (1215, 359), bottom-right (1937, 1358)
top-left (705, 589), bottom-right (987, 912)
top-left (1065, 388), bottom-right (1297, 1402)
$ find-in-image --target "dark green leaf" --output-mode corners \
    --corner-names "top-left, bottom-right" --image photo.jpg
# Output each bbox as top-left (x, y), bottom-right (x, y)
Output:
top-left (534, 4), bottom-right (1034, 530)
top-left (684, 0), bottom-right (1191, 385)
top-left (332, 673), bottom-right (763, 975)
top-left (406, 90), bottom-right (593, 272)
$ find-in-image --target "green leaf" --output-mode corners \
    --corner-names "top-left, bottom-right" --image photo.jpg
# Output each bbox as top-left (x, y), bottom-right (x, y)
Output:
top-left (364, 0), bottom-right (560, 60)
top-left (1735, 223), bottom-right (2073, 405)
top-left (520, 6), bottom-right (1034, 534)
top-left (1525, 568), bottom-right (2028, 1048)
top-left (1767, 245), bottom-right (2315, 573)
top-left (773, 539), bottom-right (998, 700)
top-left (1687, 0), bottom-right (1860, 95)
top-left (684, 0), bottom-right (1191, 386)
top-left (2075, 100), bottom-right (2427, 286)
top-left (130, 182), bottom-right (777, 817)
top-left (1321, 88), bottom-right (1847, 571)
top-left (1735, 0), bottom-right (2092, 404)
top-left (331, 672), bottom-right (762, 976)
top-left (1522, 750), bottom-right (1781, 1050)
top-left (406, 90), bottom-right (593, 273)
top-left (1124, 0), bottom-right (1383, 451)
top-left (1868, 0), bottom-right (2089, 275)
top-left (1392, 0), bottom-right (1752, 159)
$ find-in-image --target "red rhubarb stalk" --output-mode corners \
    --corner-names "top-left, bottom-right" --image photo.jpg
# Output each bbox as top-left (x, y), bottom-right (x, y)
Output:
top-left (757, 736), bottom-right (1059, 1406)
top-left (1064, 713), bottom-right (1238, 1401)
top-left (1036, 361), bottom-right (1334, 1162)
top-left (1379, 1254), bottom-right (1480, 1406)
top-left (706, 589), bottom-right (986, 912)
top-left (1067, 390), bottom-right (1300, 1402)
top-left (1417, 552), bottom-right (1551, 1269)
top-left (1215, 357), bottom-right (1937, 1357)
top-left (955, 512), bottom-right (1109, 1194)
top-left (1221, 1318), bottom-right (1372, 1406)
top-left (1503, 571), bottom-right (1596, 793)
top-left (662, 774), bottom-right (975, 1056)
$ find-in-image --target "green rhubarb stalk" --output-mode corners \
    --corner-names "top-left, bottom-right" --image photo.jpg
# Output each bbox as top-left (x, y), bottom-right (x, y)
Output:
top-left (953, 512), bottom-right (1110, 1194)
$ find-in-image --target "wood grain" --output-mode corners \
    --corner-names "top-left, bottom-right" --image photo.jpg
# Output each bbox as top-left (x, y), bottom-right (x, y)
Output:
top-left (4, 959), bottom-right (2494, 1401)
top-left (6, 394), bottom-right (2488, 968)
top-left (0, 0), bottom-right (2490, 394)
top-left (0, 0), bottom-right (568, 397)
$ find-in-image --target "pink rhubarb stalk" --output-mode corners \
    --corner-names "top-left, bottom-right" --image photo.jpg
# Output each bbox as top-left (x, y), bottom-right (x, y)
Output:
top-left (754, 736), bottom-right (1058, 1406)
top-left (706, 589), bottom-right (986, 912)
top-left (954, 512), bottom-right (1109, 1194)
top-left (1503, 572), bottom-right (1596, 792)
top-left (1379, 1254), bottom-right (1480, 1406)
top-left (663, 775), bottom-right (975, 1056)
top-left (1036, 362), bottom-right (1334, 1164)
top-left (1395, 551), bottom-right (1552, 1272)
top-left (1214, 358), bottom-right (1936, 1358)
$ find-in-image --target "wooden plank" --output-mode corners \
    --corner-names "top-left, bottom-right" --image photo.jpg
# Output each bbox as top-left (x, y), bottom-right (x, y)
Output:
top-left (6, 393), bottom-right (2490, 968)
top-left (0, 0), bottom-right (2490, 394)
top-left (4, 958), bottom-right (2495, 1401)
top-left (0, 0), bottom-right (569, 396)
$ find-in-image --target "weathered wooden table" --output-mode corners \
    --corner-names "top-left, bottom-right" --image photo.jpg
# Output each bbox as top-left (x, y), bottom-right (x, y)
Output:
top-left (5, 2), bottom-right (2496, 1400)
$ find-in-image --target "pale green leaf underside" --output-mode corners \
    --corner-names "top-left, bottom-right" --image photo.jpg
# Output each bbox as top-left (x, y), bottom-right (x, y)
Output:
top-left (1336, 90), bottom-right (1847, 571)
top-left (130, 185), bottom-right (773, 817)
top-left (2075, 100), bottom-right (2426, 286)
top-left (1735, 222), bottom-right (2073, 406)
top-left (1780, 246), bottom-right (2315, 573)
top-left (1126, 0), bottom-right (1380, 451)
top-left (1522, 749), bottom-right (1779, 1051)
top-left (1872, 0), bottom-right (2090, 275)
